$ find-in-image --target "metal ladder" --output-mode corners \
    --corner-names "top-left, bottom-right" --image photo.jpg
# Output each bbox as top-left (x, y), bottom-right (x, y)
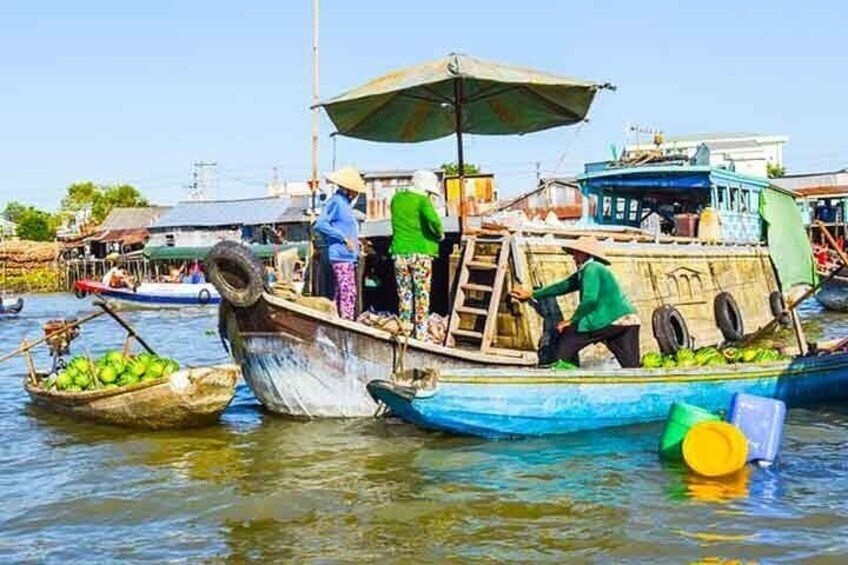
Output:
top-left (445, 233), bottom-right (511, 352)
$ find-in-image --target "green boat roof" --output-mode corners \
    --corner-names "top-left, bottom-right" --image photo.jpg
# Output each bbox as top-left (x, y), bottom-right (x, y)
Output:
top-left (143, 243), bottom-right (307, 261)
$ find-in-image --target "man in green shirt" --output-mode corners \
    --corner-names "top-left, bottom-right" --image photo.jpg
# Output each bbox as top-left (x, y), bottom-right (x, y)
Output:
top-left (510, 236), bottom-right (641, 368)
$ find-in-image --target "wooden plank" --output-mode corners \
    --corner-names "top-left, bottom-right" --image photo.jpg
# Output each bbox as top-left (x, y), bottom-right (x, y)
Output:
top-left (457, 306), bottom-right (488, 316)
top-left (452, 329), bottom-right (483, 340)
top-left (466, 261), bottom-right (497, 270)
top-left (481, 235), bottom-right (512, 354)
top-left (461, 283), bottom-right (494, 293)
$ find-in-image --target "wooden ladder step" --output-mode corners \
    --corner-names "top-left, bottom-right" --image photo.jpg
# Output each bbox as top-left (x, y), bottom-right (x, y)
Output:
top-left (451, 329), bottom-right (483, 341)
top-left (457, 306), bottom-right (488, 316)
top-left (466, 261), bottom-right (497, 270)
top-left (461, 283), bottom-right (494, 293)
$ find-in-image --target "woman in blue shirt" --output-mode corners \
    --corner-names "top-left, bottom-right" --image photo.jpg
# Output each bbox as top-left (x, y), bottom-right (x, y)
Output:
top-left (314, 166), bottom-right (366, 320)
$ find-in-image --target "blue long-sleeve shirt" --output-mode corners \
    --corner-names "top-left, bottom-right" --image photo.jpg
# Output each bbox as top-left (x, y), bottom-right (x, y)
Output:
top-left (314, 190), bottom-right (359, 263)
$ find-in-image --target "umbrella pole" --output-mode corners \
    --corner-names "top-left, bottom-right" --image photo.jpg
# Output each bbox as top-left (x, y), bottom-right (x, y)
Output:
top-left (454, 78), bottom-right (465, 234)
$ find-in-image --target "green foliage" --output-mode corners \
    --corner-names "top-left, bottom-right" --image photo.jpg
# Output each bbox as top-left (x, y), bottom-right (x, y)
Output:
top-left (60, 181), bottom-right (149, 224)
top-left (441, 162), bottom-right (480, 176)
top-left (3, 201), bottom-right (58, 241)
top-left (767, 163), bottom-right (786, 178)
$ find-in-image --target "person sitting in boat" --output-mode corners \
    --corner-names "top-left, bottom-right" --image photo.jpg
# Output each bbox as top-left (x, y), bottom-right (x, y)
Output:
top-left (102, 264), bottom-right (134, 289)
top-left (510, 236), bottom-right (641, 368)
top-left (314, 166), bottom-right (367, 320)
top-left (181, 261), bottom-right (206, 284)
top-left (390, 169), bottom-right (444, 339)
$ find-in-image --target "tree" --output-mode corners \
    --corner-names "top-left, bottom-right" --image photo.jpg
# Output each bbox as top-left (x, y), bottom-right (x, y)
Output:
top-left (767, 163), bottom-right (786, 179)
top-left (441, 162), bottom-right (480, 176)
top-left (59, 181), bottom-right (150, 225)
top-left (3, 201), bottom-right (57, 241)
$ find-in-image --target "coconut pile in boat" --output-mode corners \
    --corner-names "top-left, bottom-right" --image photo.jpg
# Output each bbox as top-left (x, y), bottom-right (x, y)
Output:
top-left (43, 351), bottom-right (180, 392)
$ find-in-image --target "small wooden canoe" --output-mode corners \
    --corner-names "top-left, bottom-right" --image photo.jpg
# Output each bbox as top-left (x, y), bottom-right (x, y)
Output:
top-left (25, 365), bottom-right (240, 429)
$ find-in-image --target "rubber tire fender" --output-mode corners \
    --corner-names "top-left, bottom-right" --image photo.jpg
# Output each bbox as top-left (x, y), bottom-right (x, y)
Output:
top-left (714, 292), bottom-right (745, 342)
top-left (769, 291), bottom-right (790, 327)
top-left (206, 241), bottom-right (267, 308)
top-left (198, 288), bottom-right (212, 305)
top-left (652, 305), bottom-right (691, 355)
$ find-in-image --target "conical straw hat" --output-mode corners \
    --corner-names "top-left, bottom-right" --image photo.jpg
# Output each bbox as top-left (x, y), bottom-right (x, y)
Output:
top-left (326, 166), bottom-right (366, 193)
top-left (562, 236), bottom-right (609, 265)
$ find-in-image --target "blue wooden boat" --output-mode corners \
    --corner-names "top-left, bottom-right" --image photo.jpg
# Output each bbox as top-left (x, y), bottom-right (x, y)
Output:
top-left (75, 280), bottom-right (220, 308)
top-left (367, 354), bottom-right (848, 439)
top-left (0, 295), bottom-right (24, 316)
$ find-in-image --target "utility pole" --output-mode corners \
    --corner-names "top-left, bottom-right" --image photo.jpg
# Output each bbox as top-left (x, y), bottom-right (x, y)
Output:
top-left (311, 0), bottom-right (320, 211)
top-left (535, 161), bottom-right (541, 185)
top-left (189, 161), bottom-right (217, 201)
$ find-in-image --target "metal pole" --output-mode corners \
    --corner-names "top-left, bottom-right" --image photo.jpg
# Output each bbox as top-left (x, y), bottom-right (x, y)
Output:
top-left (311, 0), bottom-right (320, 211)
top-left (454, 77), bottom-right (465, 231)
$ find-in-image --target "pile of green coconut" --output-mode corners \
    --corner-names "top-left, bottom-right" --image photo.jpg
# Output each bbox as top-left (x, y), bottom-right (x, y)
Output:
top-left (641, 346), bottom-right (790, 369)
top-left (44, 351), bottom-right (180, 392)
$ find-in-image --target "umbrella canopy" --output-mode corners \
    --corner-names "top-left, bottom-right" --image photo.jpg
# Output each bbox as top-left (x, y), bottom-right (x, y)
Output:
top-left (318, 53), bottom-right (610, 143)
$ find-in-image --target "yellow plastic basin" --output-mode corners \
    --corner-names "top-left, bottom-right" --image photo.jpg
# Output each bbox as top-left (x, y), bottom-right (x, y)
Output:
top-left (682, 421), bottom-right (749, 477)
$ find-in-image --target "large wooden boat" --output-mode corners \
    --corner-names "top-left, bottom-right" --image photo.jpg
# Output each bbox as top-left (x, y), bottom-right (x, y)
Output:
top-left (214, 165), bottom-right (809, 419)
top-left (25, 365), bottom-right (240, 429)
top-left (367, 352), bottom-right (848, 439)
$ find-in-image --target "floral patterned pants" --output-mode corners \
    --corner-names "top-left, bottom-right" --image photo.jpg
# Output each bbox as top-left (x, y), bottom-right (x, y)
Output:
top-left (393, 254), bottom-right (433, 339)
top-left (332, 261), bottom-right (357, 320)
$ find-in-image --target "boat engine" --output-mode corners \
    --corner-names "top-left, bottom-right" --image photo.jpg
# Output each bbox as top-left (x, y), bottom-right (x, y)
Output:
top-left (43, 319), bottom-right (80, 373)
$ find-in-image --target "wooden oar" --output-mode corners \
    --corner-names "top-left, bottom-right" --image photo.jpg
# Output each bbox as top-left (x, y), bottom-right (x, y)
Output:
top-left (93, 300), bottom-right (157, 356)
top-left (0, 309), bottom-right (106, 364)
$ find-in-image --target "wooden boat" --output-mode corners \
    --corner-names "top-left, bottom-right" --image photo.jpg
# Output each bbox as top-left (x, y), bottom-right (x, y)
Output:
top-left (0, 295), bottom-right (23, 315)
top-left (75, 279), bottom-right (221, 308)
top-left (25, 365), bottom-right (240, 429)
top-left (367, 353), bottom-right (848, 439)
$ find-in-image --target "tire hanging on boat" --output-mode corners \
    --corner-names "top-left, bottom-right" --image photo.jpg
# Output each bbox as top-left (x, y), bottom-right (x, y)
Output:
top-left (769, 291), bottom-right (790, 327)
top-left (206, 241), bottom-right (267, 308)
top-left (197, 288), bottom-right (212, 305)
top-left (652, 305), bottom-right (691, 354)
top-left (714, 292), bottom-right (744, 342)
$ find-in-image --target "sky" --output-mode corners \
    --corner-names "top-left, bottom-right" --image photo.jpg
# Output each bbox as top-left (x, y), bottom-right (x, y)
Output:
top-left (1, 0), bottom-right (846, 211)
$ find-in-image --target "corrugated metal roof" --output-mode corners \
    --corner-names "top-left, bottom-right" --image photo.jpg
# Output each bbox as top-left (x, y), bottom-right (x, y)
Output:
top-left (98, 207), bottom-right (170, 231)
top-left (151, 197), bottom-right (310, 229)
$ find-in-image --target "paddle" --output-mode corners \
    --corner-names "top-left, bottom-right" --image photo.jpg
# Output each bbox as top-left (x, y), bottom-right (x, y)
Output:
top-left (0, 310), bottom-right (107, 365)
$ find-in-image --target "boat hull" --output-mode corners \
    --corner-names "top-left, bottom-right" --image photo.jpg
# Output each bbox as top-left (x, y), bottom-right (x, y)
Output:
top-left (26, 365), bottom-right (240, 429)
top-left (222, 294), bottom-right (534, 418)
top-left (0, 296), bottom-right (23, 315)
top-left (816, 278), bottom-right (848, 312)
top-left (368, 354), bottom-right (848, 438)
top-left (75, 280), bottom-right (220, 308)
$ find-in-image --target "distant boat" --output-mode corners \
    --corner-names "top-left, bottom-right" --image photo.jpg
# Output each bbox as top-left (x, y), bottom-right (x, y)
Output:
top-left (0, 295), bottom-right (23, 316)
top-left (74, 280), bottom-right (220, 308)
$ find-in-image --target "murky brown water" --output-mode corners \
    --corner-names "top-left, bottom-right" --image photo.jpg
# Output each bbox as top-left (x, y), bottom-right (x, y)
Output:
top-left (1, 295), bottom-right (847, 562)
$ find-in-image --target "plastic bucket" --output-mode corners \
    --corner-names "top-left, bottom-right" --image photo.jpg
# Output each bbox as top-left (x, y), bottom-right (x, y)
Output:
top-left (659, 402), bottom-right (720, 461)
top-left (683, 421), bottom-right (749, 477)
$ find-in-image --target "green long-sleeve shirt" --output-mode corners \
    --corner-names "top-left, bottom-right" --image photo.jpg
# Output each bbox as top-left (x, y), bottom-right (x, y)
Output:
top-left (532, 260), bottom-right (637, 333)
top-left (389, 191), bottom-right (444, 257)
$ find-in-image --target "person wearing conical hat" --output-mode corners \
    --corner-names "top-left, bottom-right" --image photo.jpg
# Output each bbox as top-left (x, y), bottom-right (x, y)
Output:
top-left (389, 170), bottom-right (444, 339)
top-left (315, 166), bottom-right (366, 320)
top-left (510, 236), bottom-right (641, 368)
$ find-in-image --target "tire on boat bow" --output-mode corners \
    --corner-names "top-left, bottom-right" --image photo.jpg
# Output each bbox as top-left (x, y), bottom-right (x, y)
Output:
top-left (206, 241), bottom-right (266, 308)
top-left (652, 305), bottom-right (690, 354)
top-left (714, 292), bottom-right (745, 342)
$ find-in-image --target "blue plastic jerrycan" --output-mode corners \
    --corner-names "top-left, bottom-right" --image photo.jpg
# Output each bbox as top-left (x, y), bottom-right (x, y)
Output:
top-left (728, 393), bottom-right (786, 465)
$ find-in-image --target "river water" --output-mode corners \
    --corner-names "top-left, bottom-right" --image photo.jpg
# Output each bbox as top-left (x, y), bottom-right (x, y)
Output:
top-left (1, 294), bottom-right (846, 563)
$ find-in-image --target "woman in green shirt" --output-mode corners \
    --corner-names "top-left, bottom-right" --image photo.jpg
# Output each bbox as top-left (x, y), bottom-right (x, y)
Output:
top-left (510, 236), bottom-right (641, 368)
top-left (390, 170), bottom-right (444, 339)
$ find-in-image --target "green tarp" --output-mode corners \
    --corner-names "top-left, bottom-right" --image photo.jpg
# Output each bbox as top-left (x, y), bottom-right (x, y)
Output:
top-left (759, 187), bottom-right (817, 290)
top-left (143, 243), bottom-right (307, 261)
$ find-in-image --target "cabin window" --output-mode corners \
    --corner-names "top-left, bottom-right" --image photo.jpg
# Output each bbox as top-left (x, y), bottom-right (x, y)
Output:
top-left (165, 233), bottom-right (175, 247)
top-left (729, 187), bottom-right (739, 211)
top-left (602, 195), bottom-right (612, 220)
top-left (628, 199), bottom-right (639, 222)
top-left (740, 189), bottom-right (751, 213)
top-left (716, 186), bottom-right (728, 210)
top-left (614, 197), bottom-right (626, 221)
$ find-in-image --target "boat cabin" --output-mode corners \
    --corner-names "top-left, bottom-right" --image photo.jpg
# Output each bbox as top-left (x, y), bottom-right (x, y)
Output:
top-left (578, 164), bottom-right (772, 243)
